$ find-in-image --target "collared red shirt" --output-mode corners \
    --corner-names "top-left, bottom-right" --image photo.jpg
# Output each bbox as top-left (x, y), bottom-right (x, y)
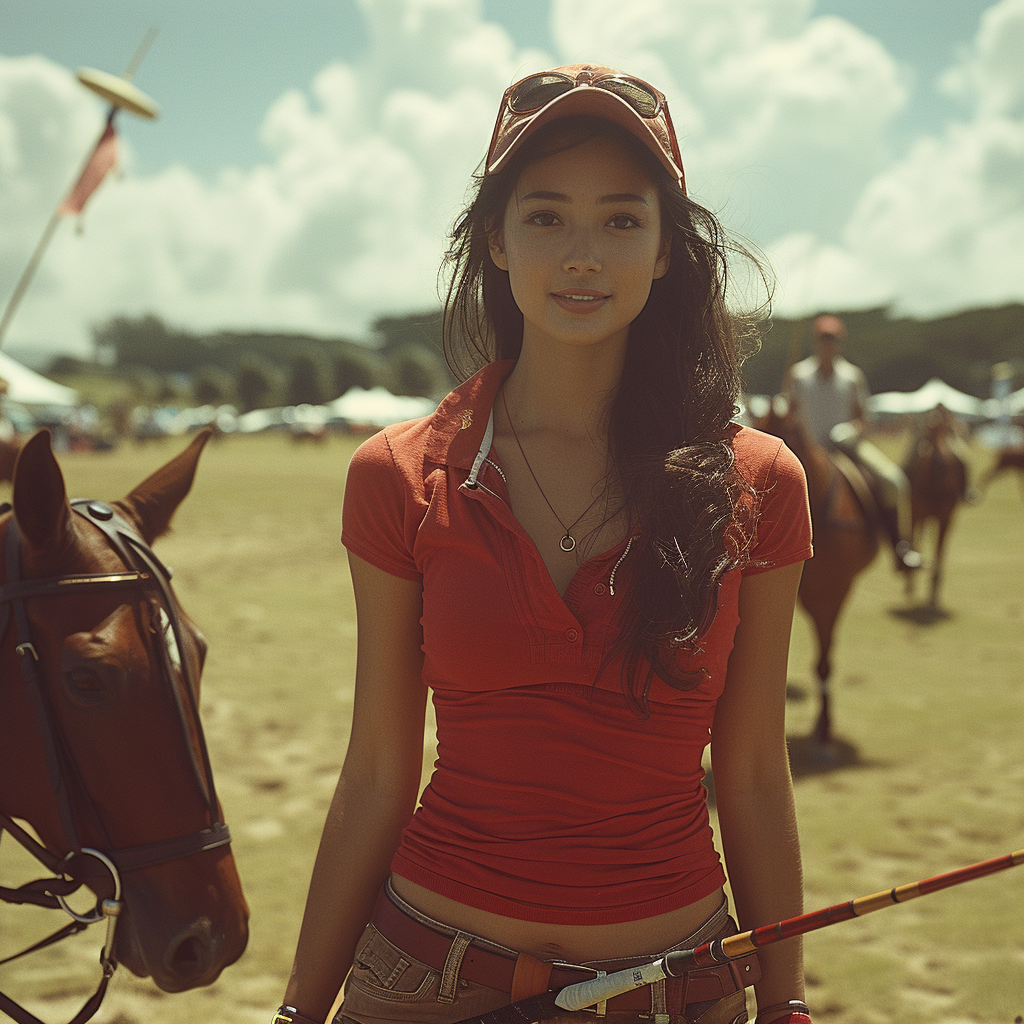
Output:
top-left (342, 361), bottom-right (812, 924)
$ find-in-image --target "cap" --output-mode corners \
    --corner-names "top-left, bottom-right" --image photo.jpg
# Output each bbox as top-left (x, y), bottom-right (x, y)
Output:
top-left (485, 64), bottom-right (685, 191)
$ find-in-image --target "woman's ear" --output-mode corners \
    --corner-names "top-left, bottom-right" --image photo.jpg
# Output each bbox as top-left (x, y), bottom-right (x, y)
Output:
top-left (488, 228), bottom-right (508, 272)
top-left (653, 233), bottom-right (671, 280)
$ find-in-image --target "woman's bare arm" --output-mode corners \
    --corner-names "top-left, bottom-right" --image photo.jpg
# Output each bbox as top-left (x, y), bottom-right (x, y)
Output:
top-left (283, 553), bottom-right (427, 1021)
top-left (711, 561), bottom-right (805, 1021)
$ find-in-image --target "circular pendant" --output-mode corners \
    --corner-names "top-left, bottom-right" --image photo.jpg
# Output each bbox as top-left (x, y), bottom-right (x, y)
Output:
top-left (559, 535), bottom-right (576, 552)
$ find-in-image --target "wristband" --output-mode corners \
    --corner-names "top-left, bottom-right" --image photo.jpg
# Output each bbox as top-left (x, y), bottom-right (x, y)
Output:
top-left (273, 1006), bottom-right (323, 1024)
top-left (756, 1000), bottom-right (811, 1023)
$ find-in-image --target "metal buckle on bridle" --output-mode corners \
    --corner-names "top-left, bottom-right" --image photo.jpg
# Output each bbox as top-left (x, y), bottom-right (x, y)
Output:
top-left (58, 848), bottom-right (123, 971)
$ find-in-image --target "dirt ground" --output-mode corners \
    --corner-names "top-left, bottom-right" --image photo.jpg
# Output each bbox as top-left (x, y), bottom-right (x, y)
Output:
top-left (2, 430), bottom-right (1022, 1024)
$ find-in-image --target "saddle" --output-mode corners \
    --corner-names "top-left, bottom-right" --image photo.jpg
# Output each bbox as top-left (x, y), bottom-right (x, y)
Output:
top-left (821, 448), bottom-right (882, 534)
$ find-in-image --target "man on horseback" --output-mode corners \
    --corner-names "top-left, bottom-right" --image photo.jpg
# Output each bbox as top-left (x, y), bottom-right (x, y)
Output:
top-left (784, 314), bottom-right (921, 572)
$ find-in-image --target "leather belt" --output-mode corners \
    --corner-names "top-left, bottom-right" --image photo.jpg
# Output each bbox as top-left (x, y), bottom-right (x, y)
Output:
top-left (371, 887), bottom-right (760, 1012)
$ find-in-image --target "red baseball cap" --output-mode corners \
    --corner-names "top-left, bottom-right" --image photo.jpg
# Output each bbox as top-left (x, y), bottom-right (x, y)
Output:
top-left (485, 64), bottom-right (686, 191)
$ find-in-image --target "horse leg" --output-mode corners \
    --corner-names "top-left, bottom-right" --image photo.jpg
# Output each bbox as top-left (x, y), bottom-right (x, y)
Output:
top-left (808, 602), bottom-right (839, 746)
top-left (905, 511), bottom-right (922, 602)
top-left (814, 646), bottom-right (833, 746)
top-left (930, 513), bottom-right (951, 610)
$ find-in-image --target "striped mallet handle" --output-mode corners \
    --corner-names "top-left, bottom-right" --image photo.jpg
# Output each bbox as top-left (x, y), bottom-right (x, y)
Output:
top-left (454, 848), bottom-right (1024, 1023)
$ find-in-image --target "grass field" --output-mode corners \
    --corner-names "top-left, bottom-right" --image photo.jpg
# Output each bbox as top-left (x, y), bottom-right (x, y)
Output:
top-left (2, 430), bottom-right (1022, 1024)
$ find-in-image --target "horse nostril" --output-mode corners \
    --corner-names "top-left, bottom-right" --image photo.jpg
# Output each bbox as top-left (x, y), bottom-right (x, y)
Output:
top-left (169, 934), bottom-right (208, 977)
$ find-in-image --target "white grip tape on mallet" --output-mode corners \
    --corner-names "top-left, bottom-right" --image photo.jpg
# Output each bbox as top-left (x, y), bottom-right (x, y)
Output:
top-left (554, 959), bottom-right (670, 1012)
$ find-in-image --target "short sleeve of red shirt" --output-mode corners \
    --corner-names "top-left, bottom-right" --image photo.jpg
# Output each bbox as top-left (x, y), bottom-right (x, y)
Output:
top-left (341, 423), bottom-right (426, 582)
top-left (735, 428), bottom-right (813, 576)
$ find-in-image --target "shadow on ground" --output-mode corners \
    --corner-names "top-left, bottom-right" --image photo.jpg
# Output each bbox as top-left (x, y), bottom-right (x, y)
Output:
top-left (704, 735), bottom-right (873, 806)
top-left (786, 734), bottom-right (869, 779)
top-left (888, 604), bottom-right (952, 625)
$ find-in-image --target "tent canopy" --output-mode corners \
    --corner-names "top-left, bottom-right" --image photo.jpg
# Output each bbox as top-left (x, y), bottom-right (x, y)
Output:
top-left (869, 378), bottom-right (983, 418)
top-left (0, 352), bottom-right (79, 407)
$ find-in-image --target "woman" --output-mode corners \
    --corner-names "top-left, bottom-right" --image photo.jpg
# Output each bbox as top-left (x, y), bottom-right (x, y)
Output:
top-left (277, 64), bottom-right (813, 1024)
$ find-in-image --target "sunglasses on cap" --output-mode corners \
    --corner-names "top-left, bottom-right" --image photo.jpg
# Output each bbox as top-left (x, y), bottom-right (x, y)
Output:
top-left (508, 70), bottom-right (666, 117)
top-left (485, 65), bottom-right (686, 189)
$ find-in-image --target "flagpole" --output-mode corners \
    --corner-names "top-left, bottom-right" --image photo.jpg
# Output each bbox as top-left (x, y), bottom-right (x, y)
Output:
top-left (0, 211), bottom-right (65, 351)
top-left (0, 31), bottom-right (158, 353)
top-left (0, 108), bottom-right (119, 351)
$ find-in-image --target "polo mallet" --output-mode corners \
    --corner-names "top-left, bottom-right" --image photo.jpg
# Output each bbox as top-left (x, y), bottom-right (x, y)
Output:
top-left (453, 847), bottom-right (1024, 1024)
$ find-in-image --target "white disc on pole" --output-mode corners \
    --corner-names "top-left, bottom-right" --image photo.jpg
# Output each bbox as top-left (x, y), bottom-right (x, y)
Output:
top-left (76, 67), bottom-right (160, 118)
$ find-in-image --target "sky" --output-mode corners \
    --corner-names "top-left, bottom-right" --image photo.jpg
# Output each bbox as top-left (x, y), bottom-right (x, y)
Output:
top-left (1, 0), bottom-right (1023, 363)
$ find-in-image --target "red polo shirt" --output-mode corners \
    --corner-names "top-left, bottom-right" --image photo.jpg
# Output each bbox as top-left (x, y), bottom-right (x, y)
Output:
top-left (342, 361), bottom-right (812, 925)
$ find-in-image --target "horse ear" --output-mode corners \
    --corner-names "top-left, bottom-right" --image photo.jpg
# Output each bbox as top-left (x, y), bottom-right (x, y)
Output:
top-left (12, 430), bottom-right (72, 549)
top-left (116, 428), bottom-right (212, 545)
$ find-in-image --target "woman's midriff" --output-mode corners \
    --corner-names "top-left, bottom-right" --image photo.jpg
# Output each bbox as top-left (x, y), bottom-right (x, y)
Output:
top-left (390, 874), bottom-right (726, 962)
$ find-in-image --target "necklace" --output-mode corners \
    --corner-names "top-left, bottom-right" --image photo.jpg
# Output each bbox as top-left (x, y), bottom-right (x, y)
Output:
top-left (501, 387), bottom-right (606, 553)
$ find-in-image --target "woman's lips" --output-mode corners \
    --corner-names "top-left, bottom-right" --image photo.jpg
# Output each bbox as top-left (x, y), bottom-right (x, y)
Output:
top-left (551, 290), bottom-right (609, 313)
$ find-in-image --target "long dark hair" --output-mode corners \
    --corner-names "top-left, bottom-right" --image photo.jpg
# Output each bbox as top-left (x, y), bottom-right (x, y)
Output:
top-left (442, 116), bottom-right (768, 715)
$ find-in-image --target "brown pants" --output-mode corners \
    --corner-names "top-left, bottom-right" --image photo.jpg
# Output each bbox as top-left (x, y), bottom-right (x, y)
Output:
top-left (336, 885), bottom-right (749, 1024)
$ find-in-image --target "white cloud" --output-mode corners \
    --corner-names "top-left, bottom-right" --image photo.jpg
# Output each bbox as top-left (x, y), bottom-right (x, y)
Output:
top-left (1, 0), bottom-right (1021, 360)
top-left (771, 0), bottom-right (1024, 317)
top-left (1, 1), bottom-right (550, 358)
top-left (549, 0), bottom-right (908, 239)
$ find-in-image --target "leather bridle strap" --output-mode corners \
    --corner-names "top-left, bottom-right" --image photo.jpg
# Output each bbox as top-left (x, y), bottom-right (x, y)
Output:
top-left (0, 505), bottom-right (232, 871)
top-left (0, 971), bottom-right (112, 1024)
top-left (0, 501), bottom-right (234, 1024)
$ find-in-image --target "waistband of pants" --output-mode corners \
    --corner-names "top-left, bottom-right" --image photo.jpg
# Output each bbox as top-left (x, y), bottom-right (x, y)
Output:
top-left (372, 879), bottom-right (761, 1011)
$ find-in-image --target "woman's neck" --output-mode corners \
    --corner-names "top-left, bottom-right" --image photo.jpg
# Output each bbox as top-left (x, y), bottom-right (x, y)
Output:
top-left (502, 337), bottom-right (625, 442)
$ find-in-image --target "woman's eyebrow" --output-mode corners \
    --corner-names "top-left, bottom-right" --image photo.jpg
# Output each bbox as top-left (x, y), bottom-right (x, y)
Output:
top-left (520, 190), bottom-right (570, 202)
top-left (600, 193), bottom-right (649, 205)
top-left (519, 190), bottom-right (649, 205)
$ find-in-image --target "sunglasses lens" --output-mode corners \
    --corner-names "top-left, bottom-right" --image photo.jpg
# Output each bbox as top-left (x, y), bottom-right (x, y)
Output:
top-left (599, 78), bottom-right (660, 117)
top-left (508, 74), bottom-right (573, 113)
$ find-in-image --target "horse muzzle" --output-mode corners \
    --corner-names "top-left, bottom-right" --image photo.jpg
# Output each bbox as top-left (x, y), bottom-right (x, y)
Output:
top-left (116, 855), bottom-right (250, 992)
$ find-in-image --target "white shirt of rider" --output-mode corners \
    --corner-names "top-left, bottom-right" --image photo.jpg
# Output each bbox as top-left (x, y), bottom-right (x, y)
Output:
top-left (787, 354), bottom-right (871, 448)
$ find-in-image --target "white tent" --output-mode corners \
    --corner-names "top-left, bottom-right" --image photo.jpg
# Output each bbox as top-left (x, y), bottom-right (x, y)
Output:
top-left (0, 352), bottom-right (79, 407)
top-left (328, 386), bottom-right (436, 427)
top-left (982, 385), bottom-right (1024, 419)
top-left (868, 378), bottom-right (983, 418)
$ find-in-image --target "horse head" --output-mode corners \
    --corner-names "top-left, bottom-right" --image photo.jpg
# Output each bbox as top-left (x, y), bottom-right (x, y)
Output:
top-left (0, 430), bottom-right (248, 992)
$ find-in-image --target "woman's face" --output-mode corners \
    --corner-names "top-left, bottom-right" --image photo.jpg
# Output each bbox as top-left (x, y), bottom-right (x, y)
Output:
top-left (489, 131), bottom-right (670, 358)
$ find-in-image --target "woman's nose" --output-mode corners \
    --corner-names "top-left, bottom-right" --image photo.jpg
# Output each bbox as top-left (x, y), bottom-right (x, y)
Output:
top-left (562, 232), bottom-right (601, 273)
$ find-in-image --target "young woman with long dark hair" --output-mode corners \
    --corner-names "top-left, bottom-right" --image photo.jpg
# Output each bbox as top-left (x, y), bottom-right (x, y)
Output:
top-left (277, 64), bottom-right (814, 1024)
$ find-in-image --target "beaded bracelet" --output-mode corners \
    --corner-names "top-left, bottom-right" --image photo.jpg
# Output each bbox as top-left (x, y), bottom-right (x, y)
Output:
top-left (755, 999), bottom-right (811, 1023)
top-left (272, 1005), bottom-right (323, 1024)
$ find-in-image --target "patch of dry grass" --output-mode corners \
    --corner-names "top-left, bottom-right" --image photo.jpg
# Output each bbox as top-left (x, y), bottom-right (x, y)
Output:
top-left (2, 431), bottom-right (1021, 1024)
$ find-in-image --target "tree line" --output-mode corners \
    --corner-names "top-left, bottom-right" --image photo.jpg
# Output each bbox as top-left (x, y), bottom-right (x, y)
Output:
top-left (49, 312), bottom-right (456, 413)
top-left (743, 304), bottom-right (1024, 398)
top-left (48, 303), bottom-right (1023, 412)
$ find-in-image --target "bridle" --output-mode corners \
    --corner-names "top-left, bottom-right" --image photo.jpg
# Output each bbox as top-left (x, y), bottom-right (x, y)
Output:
top-left (0, 499), bottom-right (233, 1024)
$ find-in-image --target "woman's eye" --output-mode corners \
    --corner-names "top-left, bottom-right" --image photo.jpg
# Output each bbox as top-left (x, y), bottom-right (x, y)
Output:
top-left (608, 214), bottom-right (639, 229)
top-left (527, 212), bottom-right (558, 227)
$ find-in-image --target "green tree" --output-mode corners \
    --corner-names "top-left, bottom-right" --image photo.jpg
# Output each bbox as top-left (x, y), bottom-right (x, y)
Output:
top-left (287, 350), bottom-right (331, 406)
top-left (193, 365), bottom-right (234, 407)
top-left (236, 356), bottom-right (281, 412)
top-left (333, 350), bottom-right (379, 397)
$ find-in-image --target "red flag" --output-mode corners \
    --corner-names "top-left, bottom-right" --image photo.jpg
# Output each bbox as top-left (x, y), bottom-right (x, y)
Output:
top-left (59, 121), bottom-right (118, 216)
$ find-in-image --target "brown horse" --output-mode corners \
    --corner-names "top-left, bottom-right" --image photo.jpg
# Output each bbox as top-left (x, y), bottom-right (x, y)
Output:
top-left (756, 402), bottom-right (880, 745)
top-left (0, 434), bottom-right (18, 482)
top-left (903, 410), bottom-right (967, 610)
top-left (978, 445), bottom-right (1024, 495)
top-left (1, 430), bottom-right (248, 1001)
